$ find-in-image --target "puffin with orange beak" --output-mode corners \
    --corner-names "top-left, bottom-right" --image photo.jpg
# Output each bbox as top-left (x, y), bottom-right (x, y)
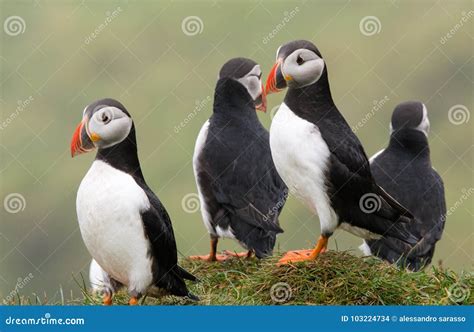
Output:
top-left (265, 40), bottom-right (420, 265)
top-left (191, 58), bottom-right (287, 262)
top-left (71, 98), bottom-right (197, 304)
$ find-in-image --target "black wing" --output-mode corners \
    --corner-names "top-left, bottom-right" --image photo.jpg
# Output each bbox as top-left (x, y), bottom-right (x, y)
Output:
top-left (367, 149), bottom-right (447, 270)
top-left (205, 116), bottom-right (287, 233)
top-left (319, 115), bottom-right (416, 243)
top-left (138, 180), bottom-right (197, 298)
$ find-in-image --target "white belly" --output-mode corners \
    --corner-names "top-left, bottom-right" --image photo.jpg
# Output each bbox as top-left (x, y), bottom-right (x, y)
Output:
top-left (269, 103), bottom-right (338, 234)
top-left (76, 160), bottom-right (153, 293)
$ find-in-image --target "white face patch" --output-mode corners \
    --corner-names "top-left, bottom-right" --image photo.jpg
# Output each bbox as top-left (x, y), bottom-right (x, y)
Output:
top-left (389, 103), bottom-right (430, 137)
top-left (282, 49), bottom-right (325, 88)
top-left (87, 106), bottom-right (133, 149)
top-left (415, 104), bottom-right (430, 137)
top-left (237, 64), bottom-right (263, 101)
top-left (275, 45), bottom-right (282, 60)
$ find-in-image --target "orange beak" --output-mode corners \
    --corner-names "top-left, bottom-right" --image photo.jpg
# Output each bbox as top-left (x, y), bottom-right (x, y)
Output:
top-left (255, 83), bottom-right (267, 112)
top-left (265, 59), bottom-right (286, 95)
top-left (70, 117), bottom-right (95, 157)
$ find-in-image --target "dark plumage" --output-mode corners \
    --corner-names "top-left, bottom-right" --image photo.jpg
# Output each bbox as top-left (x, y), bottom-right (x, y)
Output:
top-left (364, 101), bottom-right (446, 271)
top-left (193, 58), bottom-right (287, 260)
top-left (73, 98), bottom-right (197, 304)
top-left (266, 40), bottom-right (421, 264)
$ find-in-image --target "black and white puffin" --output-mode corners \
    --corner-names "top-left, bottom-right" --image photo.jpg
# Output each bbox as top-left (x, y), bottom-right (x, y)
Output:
top-left (71, 98), bottom-right (197, 304)
top-left (265, 40), bottom-right (419, 264)
top-left (191, 58), bottom-right (288, 261)
top-left (360, 101), bottom-right (447, 271)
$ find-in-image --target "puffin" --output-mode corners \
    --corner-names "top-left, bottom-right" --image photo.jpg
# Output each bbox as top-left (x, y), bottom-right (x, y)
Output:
top-left (360, 101), bottom-right (447, 271)
top-left (71, 98), bottom-right (198, 304)
top-left (265, 40), bottom-right (420, 264)
top-left (191, 57), bottom-right (288, 261)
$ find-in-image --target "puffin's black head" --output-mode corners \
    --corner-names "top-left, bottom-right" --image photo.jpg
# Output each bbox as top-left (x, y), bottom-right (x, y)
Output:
top-left (266, 40), bottom-right (326, 94)
top-left (390, 101), bottom-right (429, 137)
top-left (71, 98), bottom-right (134, 157)
top-left (218, 57), bottom-right (266, 112)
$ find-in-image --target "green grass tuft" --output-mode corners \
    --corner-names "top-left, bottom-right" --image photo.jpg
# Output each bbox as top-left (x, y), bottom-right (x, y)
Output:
top-left (6, 251), bottom-right (473, 305)
top-left (90, 251), bottom-right (474, 305)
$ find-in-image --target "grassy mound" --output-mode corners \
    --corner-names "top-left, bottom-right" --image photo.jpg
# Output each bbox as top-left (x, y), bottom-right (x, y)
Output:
top-left (80, 251), bottom-right (473, 305)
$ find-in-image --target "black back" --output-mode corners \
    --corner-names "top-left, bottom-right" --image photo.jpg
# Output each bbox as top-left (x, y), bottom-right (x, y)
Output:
top-left (367, 128), bottom-right (446, 270)
top-left (197, 78), bottom-right (288, 258)
top-left (281, 41), bottom-right (417, 243)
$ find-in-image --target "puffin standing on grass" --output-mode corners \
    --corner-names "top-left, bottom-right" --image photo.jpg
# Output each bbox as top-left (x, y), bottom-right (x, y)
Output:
top-left (71, 98), bottom-right (197, 304)
top-left (265, 40), bottom-right (420, 264)
top-left (360, 101), bottom-right (446, 271)
top-left (191, 58), bottom-right (288, 261)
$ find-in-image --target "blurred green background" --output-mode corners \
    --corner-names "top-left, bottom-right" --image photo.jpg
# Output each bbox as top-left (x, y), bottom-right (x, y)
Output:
top-left (1, 0), bottom-right (472, 302)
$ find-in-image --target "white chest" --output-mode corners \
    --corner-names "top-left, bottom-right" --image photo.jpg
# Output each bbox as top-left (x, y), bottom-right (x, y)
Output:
top-left (76, 160), bottom-right (153, 292)
top-left (269, 103), bottom-right (338, 233)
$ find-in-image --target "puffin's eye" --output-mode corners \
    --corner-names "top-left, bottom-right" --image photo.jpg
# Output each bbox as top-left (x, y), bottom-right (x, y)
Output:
top-left (296, 55), bottom-right (304, 65)
top-left (101, 113), bottom-right (111, 124)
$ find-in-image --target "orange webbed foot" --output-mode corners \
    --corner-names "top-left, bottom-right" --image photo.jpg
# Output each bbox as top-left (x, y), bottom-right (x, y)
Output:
top-left (277, 235), bottom-right (329, 266)
top-left (189, 254), bottom-right (229, 262)
top-left (103, 293), bottom-right (112, 305)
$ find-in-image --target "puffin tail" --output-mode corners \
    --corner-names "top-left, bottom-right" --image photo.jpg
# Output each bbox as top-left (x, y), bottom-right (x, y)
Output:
top-left (374, 185), bottom-right (414, 223)
top-left (176, 265), bottom-right (199, 282)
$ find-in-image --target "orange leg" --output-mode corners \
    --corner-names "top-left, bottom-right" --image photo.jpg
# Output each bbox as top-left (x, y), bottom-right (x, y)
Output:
top-left (189, 238), bottom-right (229, 262)
top-left (103, 293), bottom-right (112, 305)
top-left (277, 235), bottom-right (329, 265)
top-left (223, 250), bottom-right (253, 259)
top-left (129, 297), bottom-right (139, 305)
